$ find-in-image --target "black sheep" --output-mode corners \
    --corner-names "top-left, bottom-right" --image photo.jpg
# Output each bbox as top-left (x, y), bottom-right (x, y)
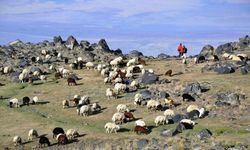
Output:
top-left (182, 93), bottom-right (195, 102)
top-left (39, 136), bottom-right (50, 148)
top-left (52, 127), bottom-right (65, 138)
top-left (22, 96), bottom-right (30, 106)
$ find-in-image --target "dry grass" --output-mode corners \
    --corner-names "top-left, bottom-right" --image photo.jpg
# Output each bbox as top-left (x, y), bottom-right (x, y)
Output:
top-left (0, 59), bottom-right (250, 149)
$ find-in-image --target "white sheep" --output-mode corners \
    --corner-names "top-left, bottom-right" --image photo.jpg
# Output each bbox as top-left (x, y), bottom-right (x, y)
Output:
top-left (141, 68), bottom-right (146, 75)
top-left (3, 66), bottom-right (13, 74)
top-left (86, 62), bottom-right (94, 69)
top-left (116, 104), bottom-right (130, 113)
top-left (74, 95), bottom-right (81, 100)
top-left (182, 58), bottom-right (187, 64)
top-left (198, 107), bottom-right (206, 118)
top-left (104, 122), bottom-right (120, 133)
top-left (36, 56), bottom-right (41, 63)
top-left (57, 52), bottom-right (62, 59)
top-left (109, 71), bottom-right (118, 79)
top-left (134, 93), bottom-right (143, 105)
top-left (180, 119), bottom-right (196, 126)
top-left (62, 100), bottom-right (69, 109)
top-left (101, 68), bottom-right (109, 77)
top-left (113, 77), bottom-right (122, 84)
top-left (125, 72), bottom-right (133, 79)
top-left (28, 129), bottom-right (38, 141)
top-left (22, 68), bottom-right (29, 74)
top-left (127, 58), bottom-right (138, 67)
top-left (112, 112), bottom-right (125, 124)
top-left (9, 98), bottom-right (21, 108)
top-left (32, 96), bottom-right (39, 104)
top-left (77, 57), bottom-right (83, 62)
top-left (41, 49), bottom-right (48, 55)
top-left (104, 77), bottom-right (112, 84)
top-left (79, 95), bottom-right (90, 105)
top-left (33, 71), bottom-right (41, 77)
top-left (155, 115), bottom-right (168, 126)
top-left (147, 100), bottom-right (161, 111)
top-left (222, 53), bottom-right (231, 59)
top-left (13, 135), bottom-right (22, 146)
top-left (66, 129), bottom-right (79, 140)
top-left (187, 104), bottom-right (199, 113)
top-left (91, 102), bottom-right (101, 111)
top-left (164, 109), bottom-right (175, 117)
top-left (237, 53), bottom-right (248, 59)
top-left (45, 54), bottom-right (51, 60)
top-left (114, 83), bottom-right (128, 94)
top-left (79, 105), bottom-right (91, 116)
top-left (130, 80), bottom-right (139, 89)
top-left (194, 57), bottom-right (198, 64)
top-left (106, 88), bottom-right (117, 100)
top-left (135, 120), bottom-right (146, 127)
top-left (62, 69), bottom-right (70, 77)
top-left (39, 75), bottom-right (47, 81)
top-left (229, 54), bottom-right (242, 61)
top-left (19, 73), bottom-right (28, 83)
top-left (148, 69), bottom-right (154, 73)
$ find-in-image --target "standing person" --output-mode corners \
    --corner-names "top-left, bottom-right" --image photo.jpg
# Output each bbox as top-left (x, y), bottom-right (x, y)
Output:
top-left (183, 45), bottom-right (187, 58)
top-left (177, 43), bottom-right (184, 57)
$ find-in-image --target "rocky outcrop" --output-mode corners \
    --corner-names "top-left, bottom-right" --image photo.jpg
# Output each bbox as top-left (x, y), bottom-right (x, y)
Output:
top-left (200, 45), bottom-right (214, 57)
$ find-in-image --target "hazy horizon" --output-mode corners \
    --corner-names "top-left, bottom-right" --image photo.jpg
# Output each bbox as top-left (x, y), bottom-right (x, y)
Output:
top-left (1, 0), bottom-right (250, 56)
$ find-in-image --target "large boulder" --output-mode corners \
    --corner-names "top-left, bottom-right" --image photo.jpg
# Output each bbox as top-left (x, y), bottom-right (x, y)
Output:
top-left (183, 82), bottom-right (203, 95)
top-left (239, 35), bottom-right (250, 49)
top-left (53, 36), bottom-right (63, 45)
top-left (214, 42), bottom-right (238, 55)
top-left (214, 62), bottom-right (236, 74)
top-left (214, 92), bottom-right (245, 106)
top-left (140, 90), bottom-right (152, 100)
top-left (197, 129), bottom-right (212, 140)
top-left (98, 39), bottom-right (110, 52)
top-left (66, 35), bottom-right (79, 49)
top-left (8, 39), bottom-right (23, 46)
top-left (200, 45), bottom-right (214, 57)
top-left (128, 50), bottom-right (143, 57)
top-left (141, 72), bottom-right (159, 84)
top-left (157, 53), bottom-right (170, 59)
top-left (137, 139), bottom-right (149, 149)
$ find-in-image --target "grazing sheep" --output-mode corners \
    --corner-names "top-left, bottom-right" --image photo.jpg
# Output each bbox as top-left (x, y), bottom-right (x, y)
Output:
top-left (187, 104), bottom-right (199, 113)
top-left (112, 112), bottom-right (125, 124)
top-left (130, 80), bottom-right (139, 89)
top-left (101, 68), bottom-right (109, 77)
top-left (147, 100), bottom-right (163, 111)
top-left (39, 75), bottom-right (47, 81)
top-left (116, 104), bottom-right (130, 113)
top-left (66, 129), bottom-right (79, 140)
top-left (180, 119), bottom-right (197, 126)
top-left (194, 57), bottom-right (198, 64)
top-left (41, 49), bottom-right (48, 55)
top-left (222, 53), bottom-right (230, 59)
top-left (62, 100), bottom-right (69, 109)
top-left (79, 95), bottom-right (90, 105)
top-left (164, 109), bottom-right (175, 117)
top-left (198, 107), bottom-right (206, 118)
top-left (138, 58), bottom-right (146, 65)
top-left (135, 120), bottom-right (146, 127)
top-left (13, 136), bottom-right (22, 146)
top-left (3, 66), bottom-right (13, 74)
top-left (114, 83), bottom-right (128, 94)
top-left (106, 88), bottom-right (117, 100)
top-left (9, 98), bottom-right (21, 108)
top-left (67, 78), bottom-right (77, 86)
top-left (134, 93), bottom-right (144, 105)
top-left (125, 71), bottom-right (133, 79)
top-left (57, 134), bottom-right (68, 145)
top-left (165, 97), bottom-right (174, 107)
top-left (104, 77), bottom-right (112, 84)
top-left (19, 73), bottom-right (29, 83)
top-left (62, 69), bottom-right (70, 77)
top-left (53, 127), bottom-right (65, 138)
top-left (165, 69), bottom-right (172, 76)
top-left (32, 96), bottom-right (39, 104)
top-left (113, 77), bottom-right (123, 84)
top-left (127, 58), bottom-right (138, 67)
top-left (86, 62), bottom-right (94, 69)
top-left (124, 111), bottom-right (135, 121)
top-left (104, 122), bottom-right (120, 133)
top-left (155, 115), bottom-right (168, 126)
top-left (173, 119), bottom-right (197, 136)
top-left (28, 129), bottom-right (38, 140)
top-left (79, 105), bottom-right (91, 116)
top-left (33, 71), bottom-right (41, 77)
top-left (182, 93), bottom-right (195, 101)
top-left (229, 54), bottom-right (242, 61)
top-left (39, 136), bottom-right (50, 148)
top-left (134, 126), bottom-right (148, 134)
top-left (22, 96), bottom-right (30, 106)
top-left (91, 102), bottom-right (101, 112)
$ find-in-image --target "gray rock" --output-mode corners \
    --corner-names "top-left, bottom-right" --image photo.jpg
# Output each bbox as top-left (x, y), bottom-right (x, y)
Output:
top-left (215, 42), bottom-right (235, 55)
top-left (193, 144), bottom-right (202, 150)
top-left (240, 67), bottom-right (248, 75)
top-left (159, 91), bottom-right (170, 98)
top-left (209, 145), bottom-right (225, 150)
top-left (137, 139), bottom-right (149, 149)
top-left (215, 92), bottom-right (244, 106)
top-left (129, 50), bottom-right (143, 57)
top-left (183, 81), bottom-right (203, 94)
top-left (53, 36), bottom-right (63, 45)
top-left (214, 63), bottom-right (235, 74)
top-left (160, 129), bottom-right (173, 137)
top-left (29, 66), bottom-right (43, 74)
top-left (157, 53), bottom-right (170, 59)
top-left (66, 35), bottom-right (79, 49)
top-left (197, 128), bottom-right (212, 140)
top-left (172, 114), bottom-right (187, 123)
top-left (140, 90), bottom-right (152, 100)
top-left (141, 72), bottom-right (159, 84)
top-left (200, 45), bottom-right (214, 57)
top-left (98, 39), bottom-right (110, 52)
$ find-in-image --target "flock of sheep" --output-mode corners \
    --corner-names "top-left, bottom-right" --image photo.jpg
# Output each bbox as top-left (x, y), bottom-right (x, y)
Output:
top-left (3, 49), bottom-right (249, 148)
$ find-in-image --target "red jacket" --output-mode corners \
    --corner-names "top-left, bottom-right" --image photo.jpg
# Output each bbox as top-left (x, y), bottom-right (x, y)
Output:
top-left (178, 45), bottom-right (184, 53)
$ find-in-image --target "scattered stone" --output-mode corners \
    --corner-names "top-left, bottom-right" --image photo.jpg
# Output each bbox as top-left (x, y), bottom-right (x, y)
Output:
top-left (240, 67), bottom-right (248, 75)
top-left (197, 128), bottom-right (212, 140)
top-left (137, 139), bottom-right (149, 149)
top-left (160, 129), bottom-right (173, 137)
top-left (141, 72), bottom-right (159, 84)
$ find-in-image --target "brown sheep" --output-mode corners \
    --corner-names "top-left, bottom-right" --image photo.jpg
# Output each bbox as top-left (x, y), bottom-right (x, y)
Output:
top-left (165, 69), bottom-right (172, 77)
top-left (124, 111), bottom-right (135, 121)
top-left (138, 58), bottom-right (146, 65)
top-left (57, 134), bottom-right (68, 145)
top-left (134, 126), bottom-right (148, 134)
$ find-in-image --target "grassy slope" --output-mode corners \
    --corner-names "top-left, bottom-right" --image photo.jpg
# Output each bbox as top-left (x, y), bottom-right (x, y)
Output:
top-left (0, 59), bottom-right (249, 149)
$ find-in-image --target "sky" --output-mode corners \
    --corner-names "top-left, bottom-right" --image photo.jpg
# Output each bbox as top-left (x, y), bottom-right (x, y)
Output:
top-left (0, 0), bottom-right (250, 56)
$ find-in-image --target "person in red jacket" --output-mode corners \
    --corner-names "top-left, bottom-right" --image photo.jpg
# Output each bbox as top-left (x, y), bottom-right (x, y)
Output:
top-left (177, 43), bottom-right (184, 57)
